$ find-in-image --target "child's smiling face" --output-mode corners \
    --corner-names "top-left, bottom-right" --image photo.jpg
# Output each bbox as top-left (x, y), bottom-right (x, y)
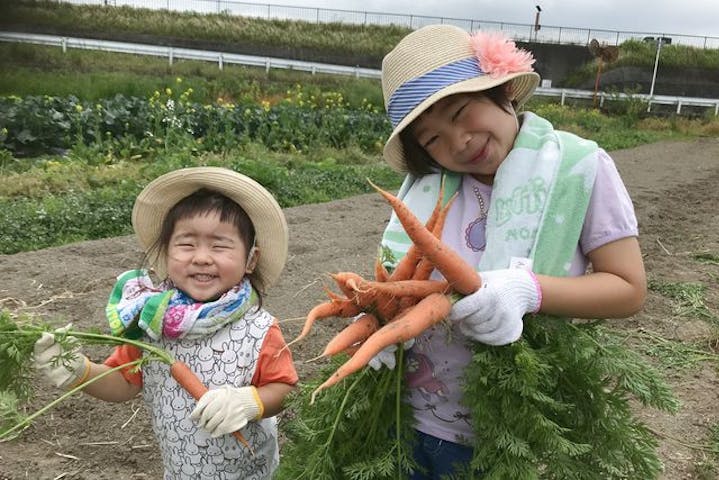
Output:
top-left (166, 211), bottom-right (256, 302)
top-left (411, 92), bottom-right (518, 184)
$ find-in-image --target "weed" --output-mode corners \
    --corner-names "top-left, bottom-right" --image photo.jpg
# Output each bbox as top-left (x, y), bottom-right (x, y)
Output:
top-left (635, 330), bottom-right (718, 371)
top-left (694, 252), bottom-right (719, 266)
top-left (648, 279), bottom-right (715, 320)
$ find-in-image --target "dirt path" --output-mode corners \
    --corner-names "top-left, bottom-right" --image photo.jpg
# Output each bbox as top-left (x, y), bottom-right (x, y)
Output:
top-left (1, 137), bottom-right (718, 479)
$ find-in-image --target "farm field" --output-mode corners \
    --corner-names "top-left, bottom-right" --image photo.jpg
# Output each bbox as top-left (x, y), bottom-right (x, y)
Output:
top-left (0, 137), bottom-right (717, 479)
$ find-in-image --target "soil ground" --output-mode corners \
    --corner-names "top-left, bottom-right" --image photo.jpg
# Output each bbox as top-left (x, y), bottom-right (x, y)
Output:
top-left (0, 137), bottom-right (718, 479)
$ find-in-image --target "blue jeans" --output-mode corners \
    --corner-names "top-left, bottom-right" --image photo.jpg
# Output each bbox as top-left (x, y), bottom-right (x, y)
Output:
top-left (409, 430), bottom-right (478, 480)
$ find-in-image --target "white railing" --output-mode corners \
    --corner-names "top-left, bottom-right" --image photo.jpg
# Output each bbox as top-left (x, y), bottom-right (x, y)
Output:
top-left (2, 31), bottom-right (718, 116)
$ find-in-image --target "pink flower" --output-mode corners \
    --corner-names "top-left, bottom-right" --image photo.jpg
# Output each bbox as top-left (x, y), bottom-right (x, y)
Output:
top-left (470, 31), bottom-right (535, 78)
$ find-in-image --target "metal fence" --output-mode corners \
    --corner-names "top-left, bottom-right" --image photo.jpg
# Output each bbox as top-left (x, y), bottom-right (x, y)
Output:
top-left (64, 0), bottom-right (719, 49)
top-left (3, 31), bottom-right (717, 116)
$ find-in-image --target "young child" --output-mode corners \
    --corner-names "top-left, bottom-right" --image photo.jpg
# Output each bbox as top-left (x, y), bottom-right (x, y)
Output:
top-left (33, 167), bottom-right (298, 480)
top-left (376, 25), bottom-right (647, 478)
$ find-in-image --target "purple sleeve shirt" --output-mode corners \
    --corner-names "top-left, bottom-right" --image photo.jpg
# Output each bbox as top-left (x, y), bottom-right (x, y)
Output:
top-left (409, 148), bottom-right (638, 444)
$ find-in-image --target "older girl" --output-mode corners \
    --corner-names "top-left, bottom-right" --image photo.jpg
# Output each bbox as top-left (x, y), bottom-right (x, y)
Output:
top-left (376, 25), bottom-right (646, 479)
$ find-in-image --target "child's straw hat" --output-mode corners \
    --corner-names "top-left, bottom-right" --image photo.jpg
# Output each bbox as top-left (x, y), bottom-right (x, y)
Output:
top-left (382, 24), bottom-right (540, 172)
top-left (132, 167), bottom-right (288, 291)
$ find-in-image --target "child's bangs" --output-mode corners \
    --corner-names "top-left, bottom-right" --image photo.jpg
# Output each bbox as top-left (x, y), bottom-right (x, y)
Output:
top-left (162, 189), bottom-right (256, 246)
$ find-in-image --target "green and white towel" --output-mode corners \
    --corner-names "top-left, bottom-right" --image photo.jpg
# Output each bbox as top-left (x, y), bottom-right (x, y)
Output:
top-left (380, 112), bottom-right (599, 277)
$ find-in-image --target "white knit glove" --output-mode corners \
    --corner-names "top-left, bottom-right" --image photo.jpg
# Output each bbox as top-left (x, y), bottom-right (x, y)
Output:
top-left (448, 269), bottom-right (542, 346)
top-left (190, 386), bottom-right (264, 438)
top-left (368, 338), bottom-right (415, 370)
top-left (33, 324), bottom-right (90, 390)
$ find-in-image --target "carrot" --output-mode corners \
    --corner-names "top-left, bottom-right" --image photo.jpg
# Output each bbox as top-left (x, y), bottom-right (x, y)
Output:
top-left (431, 191), bottom-right (457, 239)
top-left (369, 180), bottom-right (481, 295)
top-left (171, 361), bottom-right (253, 453)
top-left (310, 292), bottom-right (452, 403)
top-left (287, 298), bottom-right (363, 348)
top-left (372, 294), bottom-right (402, 323)
top-left (309, 313), bottom-right (379, 362)
top-left (374, 257), bottom-right (390, 282)
top-left (342, 344), bottom-right (362, 356)
top-left (410, 256), bottom-right (435, 281)
top-left (386, 186), bottom-right (446, 282)
top-left (342, 283), bottom-right (401, 323)
top-left (386, 178), bottom-right (455, 282)
top-left (386, 243), bottom-right (422, 282)
top-left (398, 295), bottom-right (420, 311)
top-left (330, 272), bottom-right (364, 299)
top-left (403, 193), bottom-right (458, 283)
top-left (323, 287), bottom-right (346, 302)
top-left (355, 279), bottom-right (450, 298)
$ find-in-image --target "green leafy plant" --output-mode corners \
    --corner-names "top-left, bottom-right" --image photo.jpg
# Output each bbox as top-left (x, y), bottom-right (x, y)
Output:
top-left (635, 329), bottom-right (718, 370)
top-left (278, 317), bottom-right (679, 480)
top-left (0, 309), bottom-right (190, 441)
top-left (458, 318), bottom-right (679, 479)
top-left (276, 351), bottom-right (417, 480)
top-left (649, 279), bottom-right (715, 319)
top-left (694, 251), bottom-right (719, 266)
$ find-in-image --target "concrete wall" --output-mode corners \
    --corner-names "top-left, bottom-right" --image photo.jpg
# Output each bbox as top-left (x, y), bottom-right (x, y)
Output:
top-left (520, 41), bottom-right (719, 97)
top-left (518, 41), bottom-right (594, 87)
top-left (579, 66), bottom-right (719, 97)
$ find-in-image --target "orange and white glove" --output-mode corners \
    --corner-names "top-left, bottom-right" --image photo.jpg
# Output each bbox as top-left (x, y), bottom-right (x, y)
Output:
top-left (448, 269), bottom-right (542, 346)
top-left (190, 386), bottom-right (264, 438)
top-left (33, 324), bottom-right (91, 390)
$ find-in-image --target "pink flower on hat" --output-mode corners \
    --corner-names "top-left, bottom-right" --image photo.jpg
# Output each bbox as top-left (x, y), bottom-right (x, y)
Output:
top-left (470, 31), bottom-right (535, 78)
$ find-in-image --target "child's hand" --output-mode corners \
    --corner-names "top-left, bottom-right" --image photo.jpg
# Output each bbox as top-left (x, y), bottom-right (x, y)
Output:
top-left (190, 386), bottom-right (264, 438)
top-left (33, 324), bottom-right (90, 389)
top-left (448, 269), bottom-right (542, 345)
top-left (367, 338), bottom-right (415, 370)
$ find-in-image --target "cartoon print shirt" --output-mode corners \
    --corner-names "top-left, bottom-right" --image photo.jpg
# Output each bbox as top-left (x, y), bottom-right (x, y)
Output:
top-left (406, 150), bottom-right (638, 444)
top-left (105, 308), bottom-right (298, 480)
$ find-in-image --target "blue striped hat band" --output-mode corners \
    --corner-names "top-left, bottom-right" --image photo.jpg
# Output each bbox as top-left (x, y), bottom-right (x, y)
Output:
top-left (387, 57), bottom-right (483, 128)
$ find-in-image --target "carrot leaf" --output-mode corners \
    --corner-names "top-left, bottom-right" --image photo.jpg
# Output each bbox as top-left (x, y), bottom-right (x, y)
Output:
top-left (276, 351), bottom-right (418, 480)
top-left (0, 310), bottom-right (40, 404)
top-left (0, 308), bottom-right (175, 440)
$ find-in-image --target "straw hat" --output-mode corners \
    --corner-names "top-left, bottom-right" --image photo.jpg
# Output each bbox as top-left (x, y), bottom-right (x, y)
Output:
top-left (382, 24), bottom-right (541, 172)
top-left (132, 167), bottom-right (288, 291)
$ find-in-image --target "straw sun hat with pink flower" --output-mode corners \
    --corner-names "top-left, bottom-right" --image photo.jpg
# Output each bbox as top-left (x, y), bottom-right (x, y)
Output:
top-left (381, 24), bottom-right (541, 172)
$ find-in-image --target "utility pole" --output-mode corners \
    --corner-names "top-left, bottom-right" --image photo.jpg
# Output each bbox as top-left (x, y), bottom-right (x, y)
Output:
top-left (647, 37), bottom-right (663, 112)
top-left (533, 5), bottom-right (542, 42)
top-left (649, 37), bottom-right (662, 97)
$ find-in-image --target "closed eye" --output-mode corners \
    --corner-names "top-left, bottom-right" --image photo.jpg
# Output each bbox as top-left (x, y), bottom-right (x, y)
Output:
top-left (451, 103), bottom-right (467, 122)
top-left (422, 135), bottom-right (438, 149)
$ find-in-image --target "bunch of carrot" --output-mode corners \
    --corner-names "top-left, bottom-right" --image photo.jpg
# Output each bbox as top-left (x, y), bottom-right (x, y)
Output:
top-left (291, 180), bottom-right (482, 403)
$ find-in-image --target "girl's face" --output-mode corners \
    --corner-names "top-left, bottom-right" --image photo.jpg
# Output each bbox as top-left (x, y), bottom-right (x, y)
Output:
top-left (411, 92), bottom-right (518, 184)
top-left (166, 211), bottom-right (257, 302)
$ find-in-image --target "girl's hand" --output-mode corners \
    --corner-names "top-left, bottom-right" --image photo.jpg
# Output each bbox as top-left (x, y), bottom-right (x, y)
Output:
top-left (190, 386), bottom-right (264, 438)
top-left (448, 269), bottom-right (542, 345)
top-left (33, 324), bottom-right (90, 389)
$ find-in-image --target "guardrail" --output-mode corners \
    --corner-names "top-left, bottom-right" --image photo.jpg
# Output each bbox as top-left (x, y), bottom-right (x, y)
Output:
top-left (2, 31), bottom-right (718, 116)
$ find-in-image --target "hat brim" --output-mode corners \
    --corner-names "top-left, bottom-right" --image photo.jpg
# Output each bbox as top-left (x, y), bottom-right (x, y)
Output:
top-left (132, 167), bottom-right (288, 291)
top-left (383, 71), bottom-right (540, 173)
